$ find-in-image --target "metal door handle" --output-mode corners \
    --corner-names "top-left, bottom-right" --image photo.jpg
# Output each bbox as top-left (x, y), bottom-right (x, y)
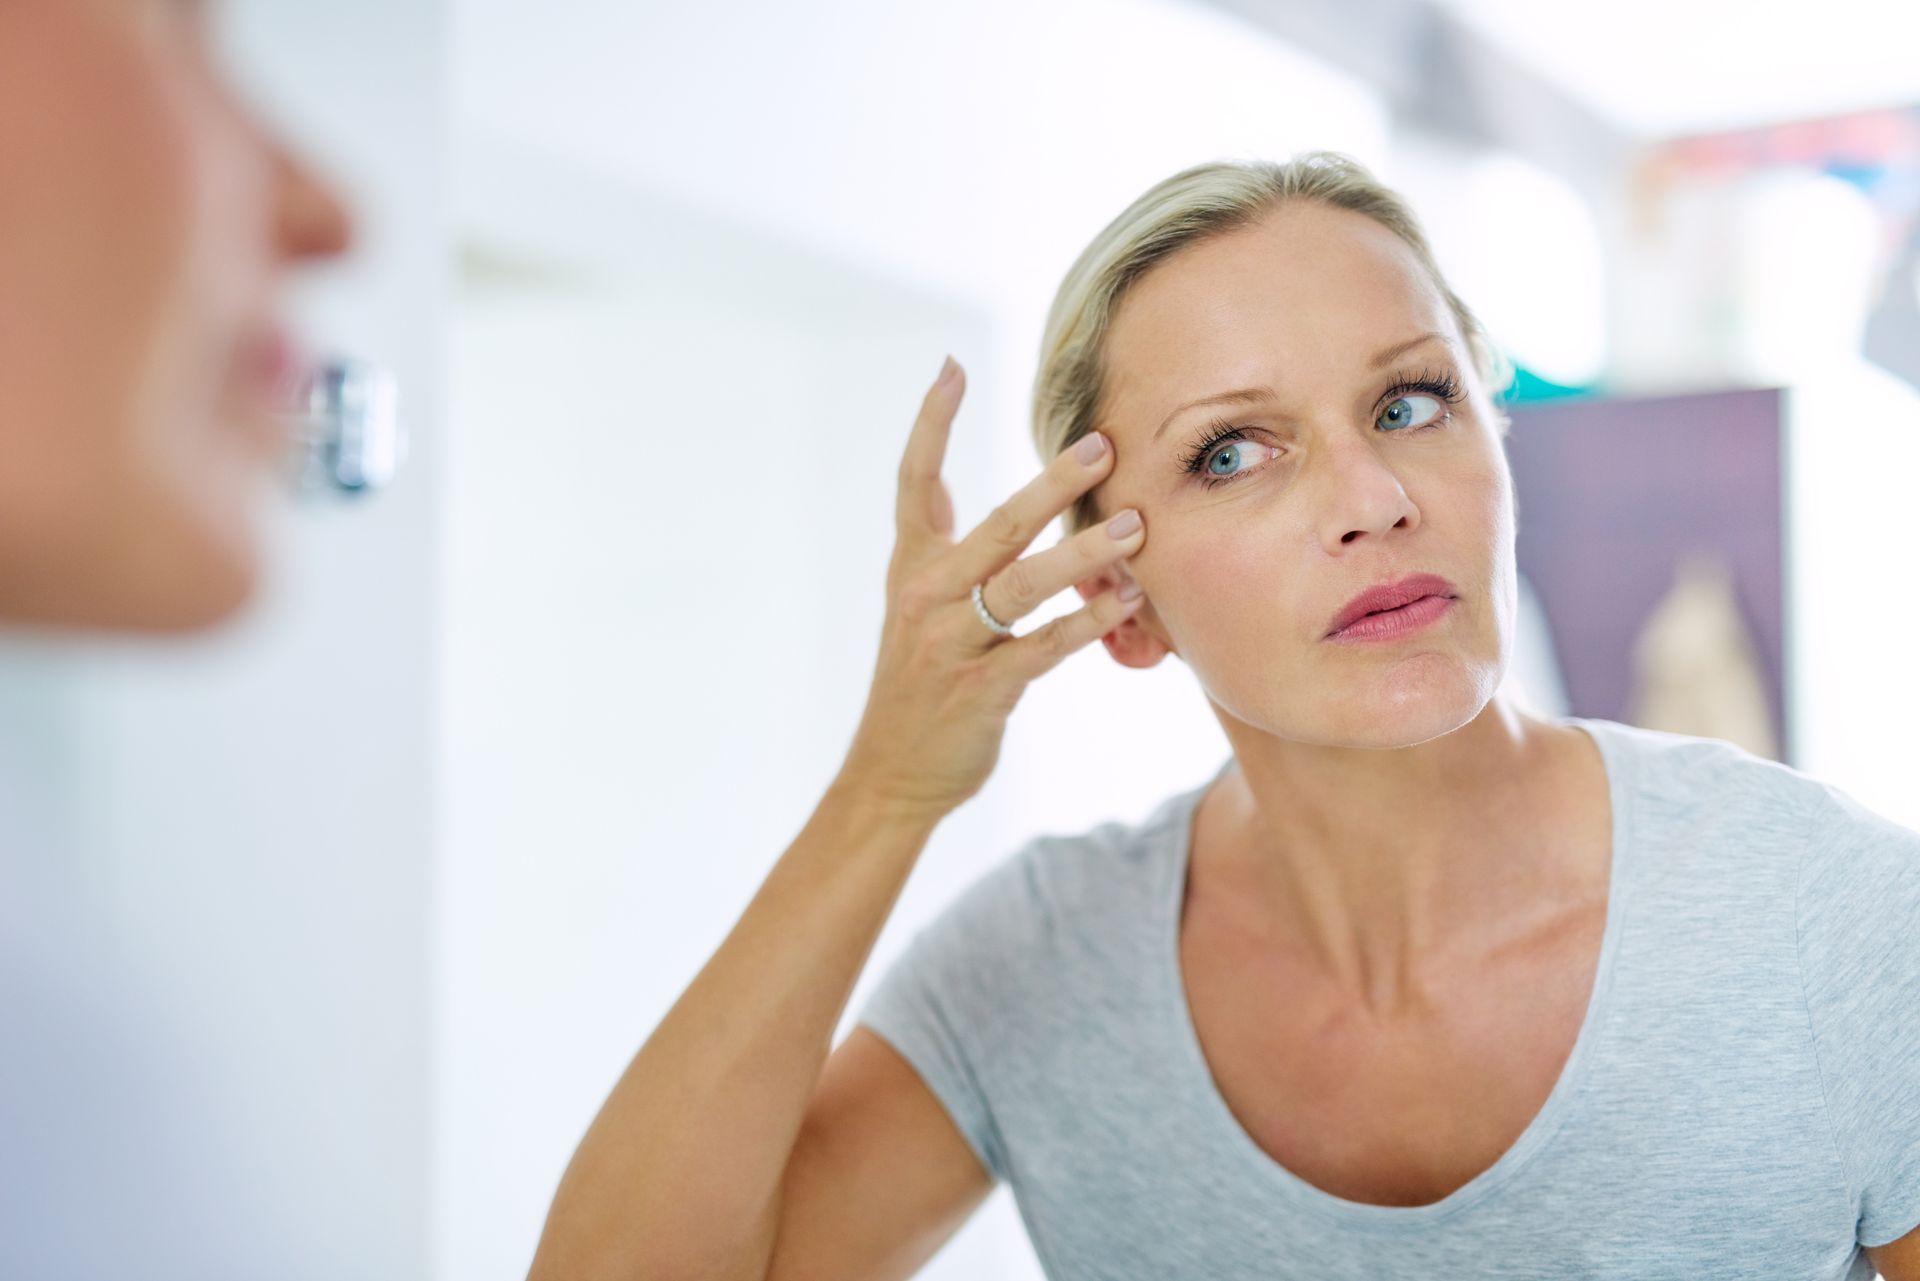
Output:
top-left (284, 357), bottom-right (407, 496)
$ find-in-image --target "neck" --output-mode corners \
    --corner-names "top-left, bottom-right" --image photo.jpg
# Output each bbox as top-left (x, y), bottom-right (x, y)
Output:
top-left (1200, 696), bottom-right (1598, 1012)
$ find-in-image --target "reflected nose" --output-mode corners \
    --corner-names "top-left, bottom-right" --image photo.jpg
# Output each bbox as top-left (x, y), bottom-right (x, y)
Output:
top-left (272, 143), bottom-right (355, 262)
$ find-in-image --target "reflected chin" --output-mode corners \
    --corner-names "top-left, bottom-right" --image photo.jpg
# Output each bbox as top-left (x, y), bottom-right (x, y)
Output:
top-left (0, 476), bottom-right (269, 634)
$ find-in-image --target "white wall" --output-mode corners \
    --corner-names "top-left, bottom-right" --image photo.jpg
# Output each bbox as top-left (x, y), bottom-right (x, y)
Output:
top-left (1785, 361), bottom-right (1920, 832)
top-left (438, 137), bottom-right (998, 1275)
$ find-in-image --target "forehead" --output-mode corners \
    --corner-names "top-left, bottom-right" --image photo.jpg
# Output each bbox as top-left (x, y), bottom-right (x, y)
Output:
top-left (1101, 202), bottom-right (1453, 428)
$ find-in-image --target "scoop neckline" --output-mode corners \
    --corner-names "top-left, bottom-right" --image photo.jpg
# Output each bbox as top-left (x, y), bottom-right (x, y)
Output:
top-left (1154, 715), bottom-right (1636, 1231)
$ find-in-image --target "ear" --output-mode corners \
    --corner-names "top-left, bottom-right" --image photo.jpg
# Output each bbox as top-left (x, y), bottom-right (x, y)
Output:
top-left (1073, 568), bottom-right (1175, 668)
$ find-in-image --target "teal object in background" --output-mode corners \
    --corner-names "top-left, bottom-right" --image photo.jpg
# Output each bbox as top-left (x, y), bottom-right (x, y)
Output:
top-left (1502, 359), bottom-right (1600, 404)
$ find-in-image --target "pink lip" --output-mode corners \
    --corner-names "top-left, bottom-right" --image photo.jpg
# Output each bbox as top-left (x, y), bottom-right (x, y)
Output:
top-left (236, 324), bottom-right (302, 405)
top-left (1324, 572), bottom-right (1459, 640)
top-left (1325, 592), bottom-right (1455, 643)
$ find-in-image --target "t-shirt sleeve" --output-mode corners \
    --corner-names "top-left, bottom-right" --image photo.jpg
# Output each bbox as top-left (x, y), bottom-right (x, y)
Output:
top-left (855, 844), bottom-right (1045, 1186)
top-left (1795, 780), bottom-right (1920, 1249)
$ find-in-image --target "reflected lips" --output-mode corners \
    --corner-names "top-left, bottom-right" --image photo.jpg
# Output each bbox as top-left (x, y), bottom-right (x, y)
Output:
top-left (242, 325), bottom-right (299, 402)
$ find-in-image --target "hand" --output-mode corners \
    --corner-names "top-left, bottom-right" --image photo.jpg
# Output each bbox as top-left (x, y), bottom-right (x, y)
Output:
top-left (836, 355), bottom-right (1148, 822)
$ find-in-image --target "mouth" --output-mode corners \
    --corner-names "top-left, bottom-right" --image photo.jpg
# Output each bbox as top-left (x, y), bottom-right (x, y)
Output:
top-left (236, 325), bottom-right (301, 404)
top-left (1325, 592), bottom-right (1457, 643)
top-left (1324, 571), bottom-right (1459, 639)
top-left (221, 325), bottom-right (305, 464)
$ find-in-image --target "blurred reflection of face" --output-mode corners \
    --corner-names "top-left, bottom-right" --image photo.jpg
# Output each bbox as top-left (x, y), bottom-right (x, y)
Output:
top-left (1092, 201), bottom-right (1518, 749)
top-left (0, 0), bottom-right (352, 632)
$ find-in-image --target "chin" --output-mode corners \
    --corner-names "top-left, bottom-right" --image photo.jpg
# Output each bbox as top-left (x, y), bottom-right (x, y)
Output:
top-left (142, 504), bottom-right (268, 632)
top-left (69, 537), bottom-right (262, 635)
top-left (1318, 658), bottom-right (1494, 747)
top-left (127, 423), bottom-right (278, 631)
top-left (0, 554), bottom-right (258, 634)
top-left (74, 483), bottom-right (267, 634)
top-left (138, 548), bottom-right (262, 632)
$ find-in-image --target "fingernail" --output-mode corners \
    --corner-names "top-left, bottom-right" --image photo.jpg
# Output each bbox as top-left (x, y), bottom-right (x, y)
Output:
top-left (1075, 431), bottom-right (1108, 465)
top-left (1118, 578), bottom-right (1144, 600)
top-left (1106, 508), bottom-right (1141, 538)
top-left (935, 354), bottom-right (958, 387)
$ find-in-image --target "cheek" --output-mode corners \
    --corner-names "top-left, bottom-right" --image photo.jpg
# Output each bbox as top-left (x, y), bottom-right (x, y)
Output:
top-left (1146, 517), bottom-right (1314, 665)
top-left (0, 8), bottom-right (187, 511)
top-left (0, 6), bottom-right (205, 420)
top-left (1439, 452), bottom-right (1519, 638)
top-left (1463, 453), bottom-right (1517, 558)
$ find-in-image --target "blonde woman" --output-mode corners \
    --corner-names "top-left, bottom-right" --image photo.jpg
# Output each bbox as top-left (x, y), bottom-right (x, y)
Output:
top-left (532, 153), bottom-right (1920, 1281)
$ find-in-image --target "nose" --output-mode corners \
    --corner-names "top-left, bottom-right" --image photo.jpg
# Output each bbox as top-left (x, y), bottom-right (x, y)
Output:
top-left (1319, 431), bottom-right (1419, 551)
top-left (271, 143), bottom-right (354, 263)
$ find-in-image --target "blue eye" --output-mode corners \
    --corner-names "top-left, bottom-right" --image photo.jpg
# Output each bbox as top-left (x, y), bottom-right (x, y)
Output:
top-left (1178, 367), bottom-right (1465, 491)
top-left (1377, 391), bottom-right (1446, 432)
top-left (1198, 437), bottom-right (1278, 483)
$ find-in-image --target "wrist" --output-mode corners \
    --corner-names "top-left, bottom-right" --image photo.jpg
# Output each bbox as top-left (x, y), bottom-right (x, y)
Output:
top-left (820, 773), bottom-right (949, 840)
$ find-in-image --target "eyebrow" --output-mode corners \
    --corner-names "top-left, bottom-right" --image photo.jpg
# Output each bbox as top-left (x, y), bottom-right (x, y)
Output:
top-left (1149, 330), bottom-right (1454, 443)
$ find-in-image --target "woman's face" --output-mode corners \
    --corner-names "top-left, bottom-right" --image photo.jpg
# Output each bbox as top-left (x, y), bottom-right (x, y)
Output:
top-left (1087, 201), bottom-right (1518, 748)
top-left (0, 0), bottom-right (351, 631)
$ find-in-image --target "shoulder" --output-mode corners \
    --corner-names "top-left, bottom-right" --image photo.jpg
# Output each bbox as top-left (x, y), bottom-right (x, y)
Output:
top-left (1582, 716), bottom-right (1832, 824)
top-left (1575, 714), bottom-right (1918, 939)
top-left (1796, 775), bottom-right (1920, 935)
top-left (1575, 718), bottom-right (1850, 891)
top-left (1782, 770), bottom-right (1920, 1249)
top-left (902, 775), bottom-right (1201, 977)
top-left (1007, 775), bottom-right (1202, 931)
top-left (859, 776), bottom-right (1200, 1066)
top-left (1793, 772), bottom-right (1920, 1026)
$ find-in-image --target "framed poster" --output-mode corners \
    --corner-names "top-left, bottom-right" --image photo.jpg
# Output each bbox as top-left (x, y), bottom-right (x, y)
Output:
top-left (1504, 386), bottom-right (1790, 764)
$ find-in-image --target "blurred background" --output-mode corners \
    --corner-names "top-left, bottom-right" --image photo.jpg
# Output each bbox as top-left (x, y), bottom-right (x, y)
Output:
top-left (1, 0), bottom-right (1916, 1276)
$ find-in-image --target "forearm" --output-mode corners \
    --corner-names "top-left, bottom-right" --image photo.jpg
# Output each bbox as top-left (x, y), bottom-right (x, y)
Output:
top-left (527, 779), bottom-right (942, 1281)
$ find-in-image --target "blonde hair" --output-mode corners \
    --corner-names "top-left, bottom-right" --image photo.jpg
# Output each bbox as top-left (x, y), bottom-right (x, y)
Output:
top-left (1031, 150), bottom-right (1515, 538)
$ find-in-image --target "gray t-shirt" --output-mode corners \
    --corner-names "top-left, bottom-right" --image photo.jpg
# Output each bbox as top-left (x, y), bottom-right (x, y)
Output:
top-left (857, 716), bottom-right (1920, 1279)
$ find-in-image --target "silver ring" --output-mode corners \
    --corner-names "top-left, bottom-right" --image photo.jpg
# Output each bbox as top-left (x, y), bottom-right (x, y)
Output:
top-left (971, 582), bottom-right (1015, 636)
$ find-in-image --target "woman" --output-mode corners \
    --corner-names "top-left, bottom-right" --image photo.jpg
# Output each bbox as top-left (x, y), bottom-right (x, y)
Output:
top-left (1, 2), bottom-right (350, 1275)
top-left (530, 155), bottom-right (1920, 1279)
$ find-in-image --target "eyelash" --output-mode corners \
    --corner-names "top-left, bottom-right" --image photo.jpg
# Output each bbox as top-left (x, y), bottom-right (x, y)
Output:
top-left (1178, 367), bottom-right (1465, 490)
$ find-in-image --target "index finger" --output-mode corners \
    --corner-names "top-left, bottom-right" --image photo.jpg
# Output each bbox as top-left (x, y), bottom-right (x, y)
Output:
top-left (895, 355), bottom-right (964, 540)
